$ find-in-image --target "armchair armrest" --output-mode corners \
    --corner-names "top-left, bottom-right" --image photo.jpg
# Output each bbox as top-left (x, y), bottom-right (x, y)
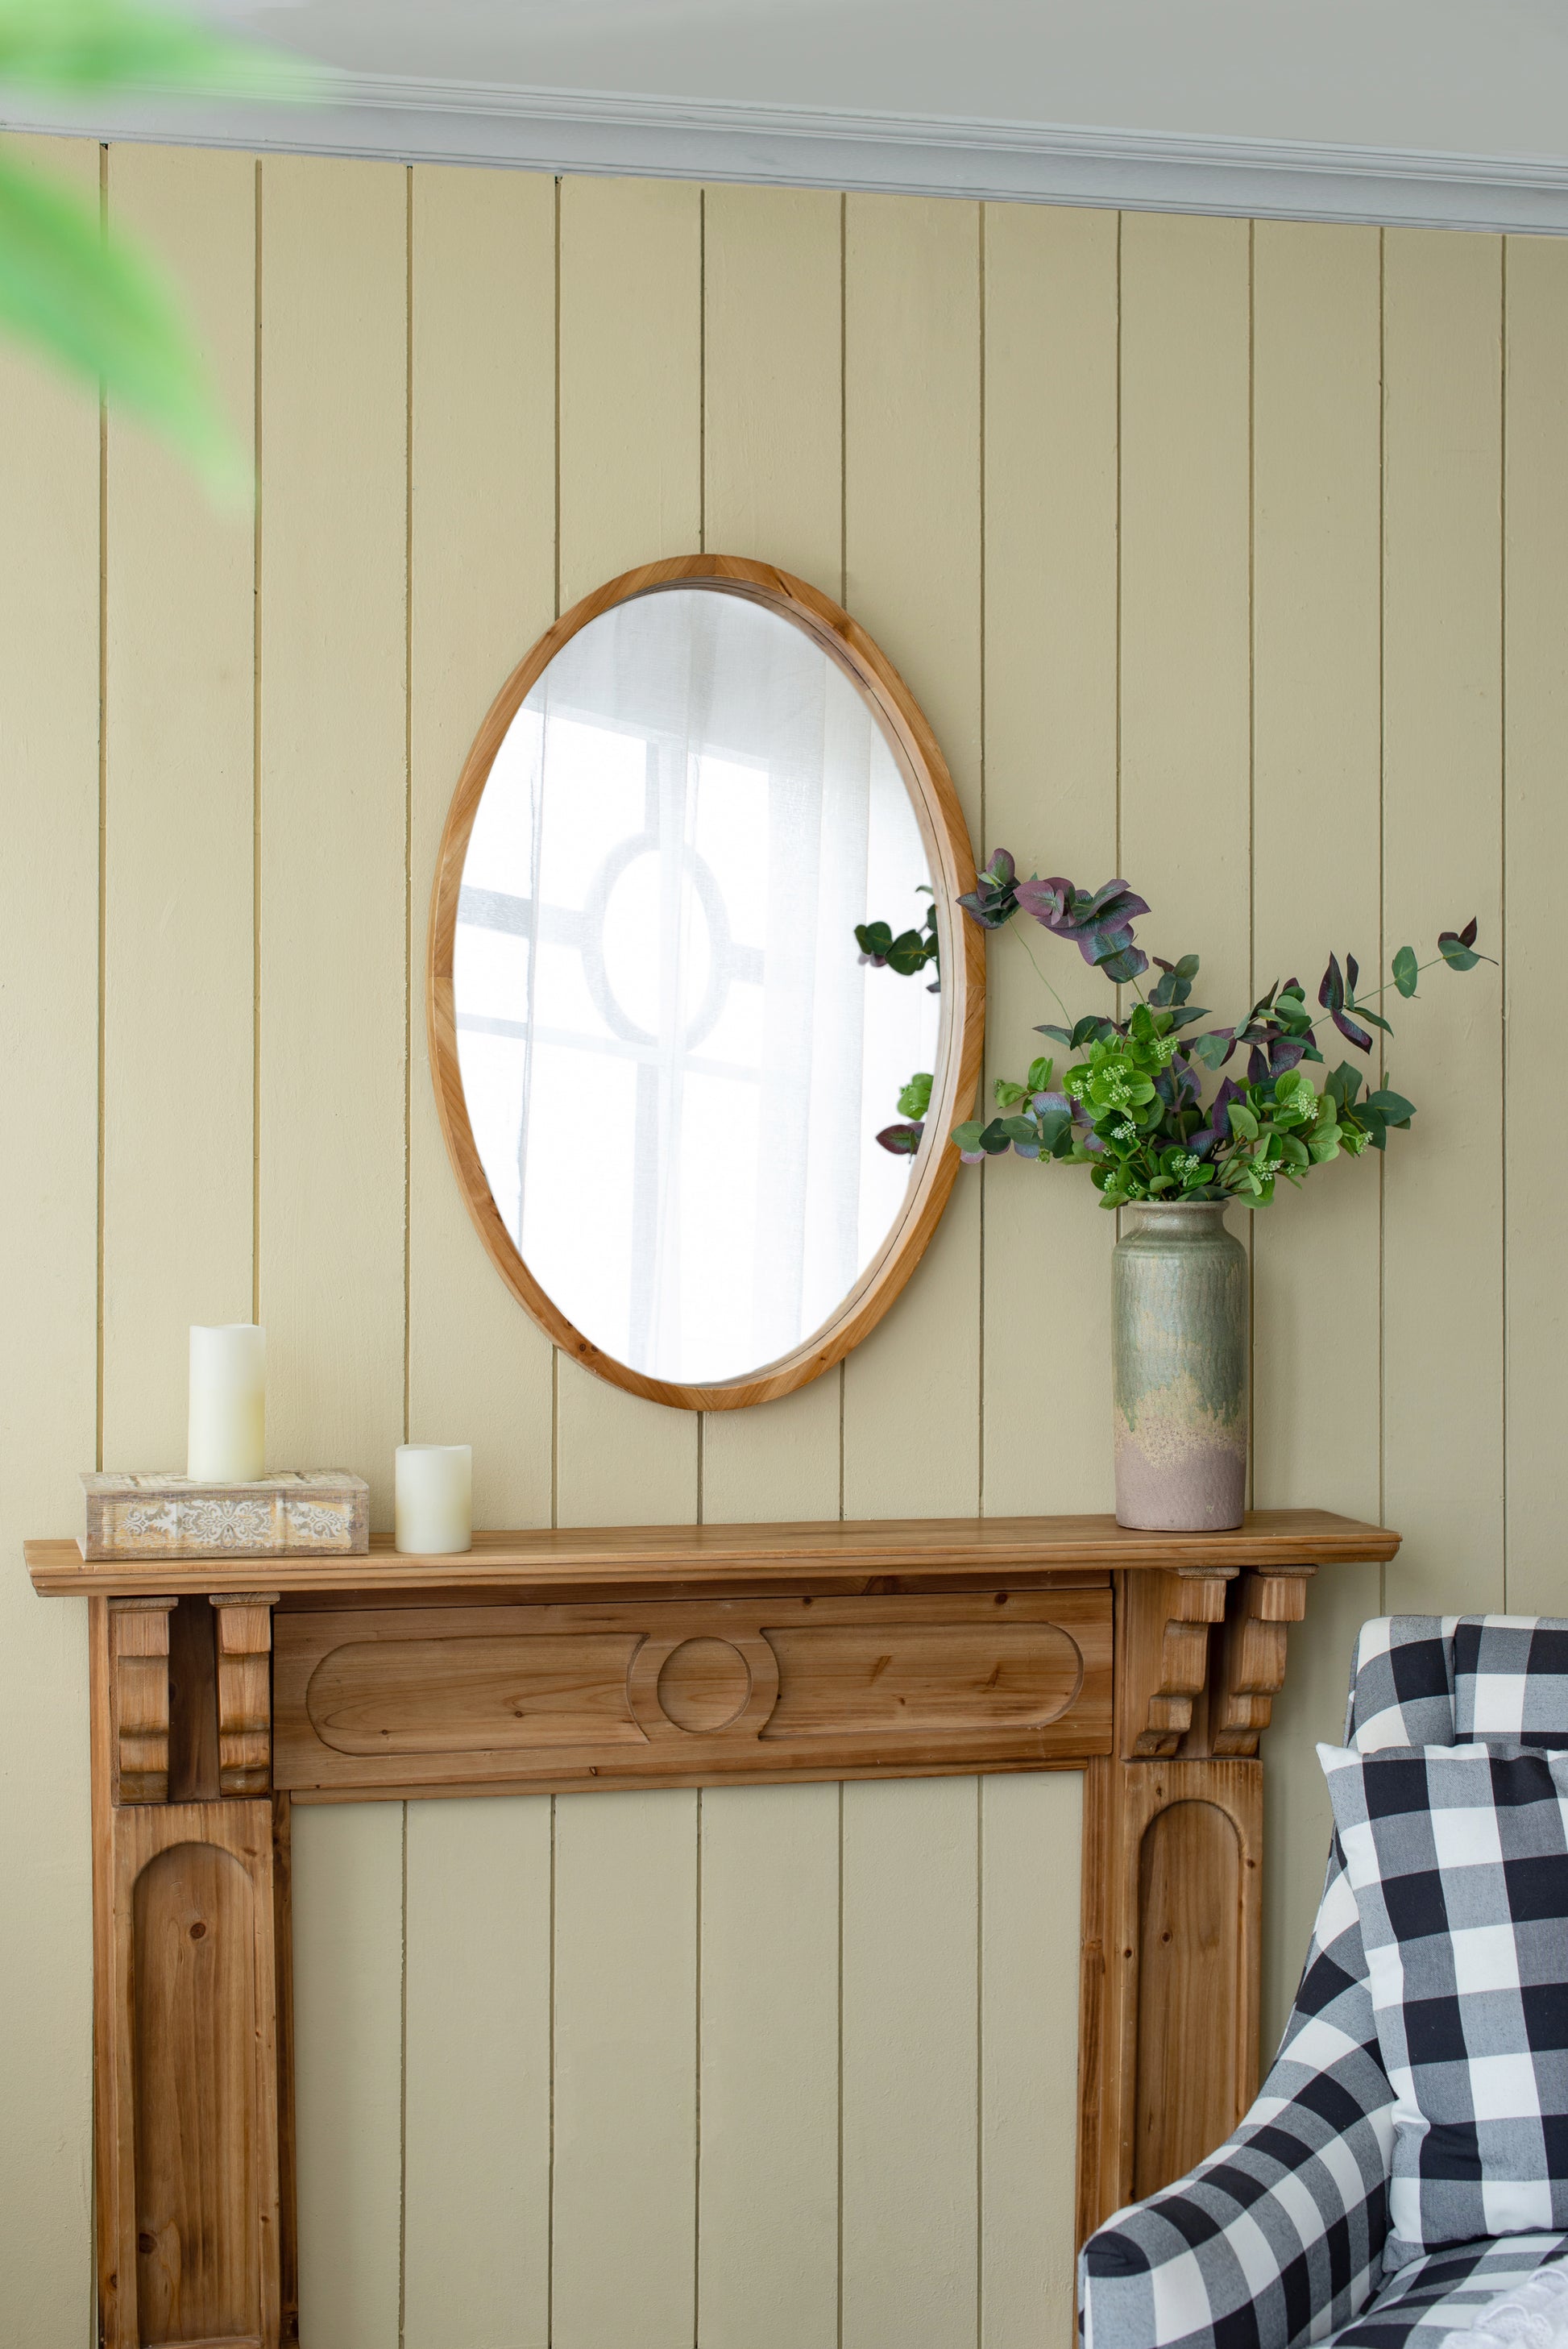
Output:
top-left (1080, 1984), bottom-right (1396, 2349)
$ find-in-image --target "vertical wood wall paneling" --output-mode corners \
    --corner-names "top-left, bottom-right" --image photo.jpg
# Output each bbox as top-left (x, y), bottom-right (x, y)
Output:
top-left (979, 1771), bottom-right (1084, 2349)
top-left (554, 172), bottom-right (702, 1527)
top-left (1119, 215), bottom-right (1253, 1032)
top-left (290, 1802), bottom-right (406, 2347)
top-left (699, 181), bottom-right (844, 1525)
top-left (841, 1776), bottom-right (981, 2349)
top-left (695, 182), bottom-right (845, 2349)
top-left (403, 1799), bottom-right (553, 2349)
top-left (401, 162), bottom-right (559, 2349)
top-left (550, 173), bottom-right (703, 2348)
top-left (0, 130), bottom-right (99, 2344)
top-left (841, 193), bottom-right (983, 1521)
top-left (102, 147), bottom-right (255, 1470)
top-left (1249, 222), bottom-right (1385, 2048)
top-left (1381, 230), bottom-right (1504, 1616)
top-left (976, 201), bottom-right (1116, 2347)
top-left (259, 152), bottom-right (410, 2344)
top-left (839, 193), bottom-right (984, 2349)
top-left (980, 201), bottom-right (1119, 1516)
top-left (696, 1781), bottom-right (840, 2348)
top-left (1503, 234), bottom-right (1568, 1618)
top-left (408, 162), bottom-right (557, 1529)
top-left (257, 152), bottom-right (409, 1519)
top-left (551, 1791), bottom-right (699, 2348)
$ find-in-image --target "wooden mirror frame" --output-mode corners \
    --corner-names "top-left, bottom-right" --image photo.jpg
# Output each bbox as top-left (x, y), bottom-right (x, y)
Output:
top-left (427, 553), bottom-right (985, 1412)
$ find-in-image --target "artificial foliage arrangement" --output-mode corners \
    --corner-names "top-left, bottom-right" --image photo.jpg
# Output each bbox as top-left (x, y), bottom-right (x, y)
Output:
top-left (861, 850), bottom-right (1490, 1210)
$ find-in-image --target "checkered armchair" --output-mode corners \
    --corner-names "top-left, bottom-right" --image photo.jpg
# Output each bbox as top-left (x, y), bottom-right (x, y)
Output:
top-left (1080, 1616), bottom-right (1568, 2349)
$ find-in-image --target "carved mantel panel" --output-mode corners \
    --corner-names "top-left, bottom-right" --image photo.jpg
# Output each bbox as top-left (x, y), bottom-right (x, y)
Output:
top-left (34, 1509), bottom-right (1399, 2348)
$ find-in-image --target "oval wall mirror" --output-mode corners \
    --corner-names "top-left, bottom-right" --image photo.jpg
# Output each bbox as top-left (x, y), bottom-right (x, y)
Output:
top-left (428, 555), bottom-right (982, 1409)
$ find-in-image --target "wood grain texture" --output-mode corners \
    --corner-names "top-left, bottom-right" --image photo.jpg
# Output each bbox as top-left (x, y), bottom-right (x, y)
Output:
top-left (1078, 1757), bottom-right (1262, 2232)
top-left (97, 1783), bottom-right (282, 2349)
top-left (1131, 1789), bottom-right (1251, 2198)
top-left (550, 1788), bottom-right (698, 2349)
top-left (1247, 218), bottom-right (1387, 2053)
top-left (981, 1770), bottom-right (1083, 2349)
top-left (980, 199), bottom-right (1119, 1520)
top-left (700, 178), bottom-right (847, 1517)
top-left (0, 131), bottom-right (99, 2347)
top-left (408, 162), bottom-right (557, 1532)
top-left (290, 1799), bottom-right (403, 2349)
top-left (1504, 233), bottom-right (1568, 1620)
top-left (257, 154), bottom-right (408, 1528)
top-left (110, 1596), bottom-right (176, 1804)
top-left (1381, 230), bottom-right (1505, 1616)
top-left (272, 1586), bottom-right (1112, 1794)
top-left (697, 1781), bottom-right (840, 2348)
top-left (403, 1795), bottom-right (552, 2349)
top-left (102, 144), bottom-right (256, 1476)
top-left (842, 193), bottom-right (983, 1520)
top-left (427, 555), bottom-right (983, 1413)
top-left (212, 1596), bottom-right (276, 1795)
top-left (841, 1774), bottom-right (978, 2349)
top-left (29, 1507), bottom-right (1400, 1597)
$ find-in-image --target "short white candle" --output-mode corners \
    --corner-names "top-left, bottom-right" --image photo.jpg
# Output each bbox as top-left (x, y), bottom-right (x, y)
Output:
top-left (188, 1324), bottom-right (266, 1483)
top-left (395, 1444), bottom-right (472, 1555)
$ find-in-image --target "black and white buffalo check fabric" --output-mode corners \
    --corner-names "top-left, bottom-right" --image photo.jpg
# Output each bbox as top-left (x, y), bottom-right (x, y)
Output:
top-left (1455, 1621), bottom-right (1568, 1753)
top-left (1079, 1616), bottom-right (1568, 2349)
top-left (1320, 1742), bottom-right (1568, 2264)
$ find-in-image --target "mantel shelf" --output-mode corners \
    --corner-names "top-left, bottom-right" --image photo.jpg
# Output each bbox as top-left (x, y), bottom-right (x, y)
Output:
top-left (26, 1505), bottom-right (1399, 1600)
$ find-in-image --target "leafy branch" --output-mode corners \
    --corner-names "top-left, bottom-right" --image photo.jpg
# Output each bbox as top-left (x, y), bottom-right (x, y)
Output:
top-left (857, 850), bottom-right (1492, 1210)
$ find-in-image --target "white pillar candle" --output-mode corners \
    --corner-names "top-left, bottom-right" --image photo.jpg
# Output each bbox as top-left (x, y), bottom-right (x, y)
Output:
top-left (188, 1324), bottom-right (266, 1483)
top-left (395, 1444), bottom-right (472, 1555)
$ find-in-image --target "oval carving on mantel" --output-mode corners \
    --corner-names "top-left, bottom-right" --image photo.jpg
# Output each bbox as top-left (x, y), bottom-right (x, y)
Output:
top-left (276, 1589), bottom-right (1112, 1790)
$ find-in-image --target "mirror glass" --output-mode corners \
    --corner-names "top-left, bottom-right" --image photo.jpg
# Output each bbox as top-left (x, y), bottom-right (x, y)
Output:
top-left (451, 583), bottom-right (943, 1388)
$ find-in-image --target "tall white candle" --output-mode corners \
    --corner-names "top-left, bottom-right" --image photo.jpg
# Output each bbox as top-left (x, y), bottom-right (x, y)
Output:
top-left (188, 1324), bottom-right (266, 1483)
top-left (395, 1444), bottom-right (472, 1555)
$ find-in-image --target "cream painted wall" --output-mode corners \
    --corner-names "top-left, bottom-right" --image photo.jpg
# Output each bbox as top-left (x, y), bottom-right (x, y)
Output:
top-left (0, 136), bottom-right (1561, 2349)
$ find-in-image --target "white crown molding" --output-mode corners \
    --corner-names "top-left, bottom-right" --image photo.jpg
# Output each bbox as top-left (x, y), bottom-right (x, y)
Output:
top-left (6, 73), bottom-right (1568, 234)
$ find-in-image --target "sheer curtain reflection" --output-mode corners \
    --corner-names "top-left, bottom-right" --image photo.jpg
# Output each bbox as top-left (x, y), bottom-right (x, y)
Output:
top-left (453, 587), bottom-right (938, 1385)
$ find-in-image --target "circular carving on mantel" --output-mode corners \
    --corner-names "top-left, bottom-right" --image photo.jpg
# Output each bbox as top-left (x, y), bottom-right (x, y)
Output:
top-left (656, 1637), bottom-right (752, 1733)
top-left (625, 1628), bottom-right (782, 1743)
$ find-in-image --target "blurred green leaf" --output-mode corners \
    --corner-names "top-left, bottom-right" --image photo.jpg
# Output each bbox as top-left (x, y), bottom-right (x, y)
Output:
top-left (0, 0), bottom-right (306, 95)
top-left (897, 1071), bottom-right (933, 1120)
top-left (1392, 944), bottom-right (1419, 997)
top-left (0, 145), bottom-right (247, 497)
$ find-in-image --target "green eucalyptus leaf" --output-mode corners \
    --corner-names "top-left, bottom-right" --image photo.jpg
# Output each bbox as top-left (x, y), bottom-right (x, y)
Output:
top-left (1226, 1101), bottom-right (1259, 1141)
top-left (897, 1071), bottom-right (934, 1120)
top-left (1392, 944), bottom-right (1419, 998)
top-left (993, 1078), bottom-right (1027, 1110)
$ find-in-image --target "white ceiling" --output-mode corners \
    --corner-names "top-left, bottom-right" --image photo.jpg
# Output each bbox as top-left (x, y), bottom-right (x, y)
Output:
top-left (220, 0), bottom-right (1568, 160)
top-left (8, 0), bottom-right (1568, 232)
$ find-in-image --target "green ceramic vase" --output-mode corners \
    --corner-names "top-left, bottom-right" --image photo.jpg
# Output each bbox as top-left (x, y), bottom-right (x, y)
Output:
top-left (1111, 1199), bottom-right (1247, 1530)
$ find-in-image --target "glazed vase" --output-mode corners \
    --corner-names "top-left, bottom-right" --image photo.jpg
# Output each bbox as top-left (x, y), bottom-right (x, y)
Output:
top-left (1111, 1198), bottom-right (1247, 1531)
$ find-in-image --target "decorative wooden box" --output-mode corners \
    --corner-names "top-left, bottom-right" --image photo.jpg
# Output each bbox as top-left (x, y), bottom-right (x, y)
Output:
top-left (80, 1470), bottom-right (369, 1559)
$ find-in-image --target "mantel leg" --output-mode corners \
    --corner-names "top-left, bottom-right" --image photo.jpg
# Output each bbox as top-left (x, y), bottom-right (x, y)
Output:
top-left (1076, 1568), bottom-right (1282, 2243)
top-left (90, 1596), bottom-right (294, 2348)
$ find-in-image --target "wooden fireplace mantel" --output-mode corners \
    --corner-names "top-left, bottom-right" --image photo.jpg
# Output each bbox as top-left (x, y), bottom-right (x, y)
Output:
top-left (27, 1506), bottom-right (1400, 2349)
